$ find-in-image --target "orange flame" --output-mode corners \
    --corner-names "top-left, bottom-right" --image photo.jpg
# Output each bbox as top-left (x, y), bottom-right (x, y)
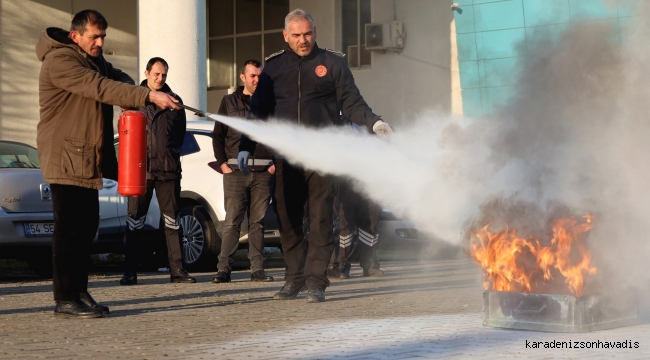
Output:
top-left (468, 215), bottom-right (596, 296)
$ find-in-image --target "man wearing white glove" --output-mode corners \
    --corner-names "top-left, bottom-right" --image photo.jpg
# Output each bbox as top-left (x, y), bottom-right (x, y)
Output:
top-left (239, 9), bottom-right (389, 303)
top-left (372, 120), bottom-right (393, 139)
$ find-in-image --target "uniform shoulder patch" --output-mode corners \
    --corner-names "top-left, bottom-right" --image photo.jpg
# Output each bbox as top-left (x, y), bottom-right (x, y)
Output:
top-left (265, 50), bottom-right (285, 62)
top-left (325, 48), bottom-right (346, 58)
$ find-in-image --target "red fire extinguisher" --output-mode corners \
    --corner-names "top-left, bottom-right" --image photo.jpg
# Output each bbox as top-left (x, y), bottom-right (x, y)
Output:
top-left (117, 111), bottom-right (148, 197)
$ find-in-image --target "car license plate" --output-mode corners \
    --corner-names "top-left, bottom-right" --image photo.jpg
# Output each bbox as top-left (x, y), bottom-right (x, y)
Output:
top-left (24, 222), bottom-right (55, 237)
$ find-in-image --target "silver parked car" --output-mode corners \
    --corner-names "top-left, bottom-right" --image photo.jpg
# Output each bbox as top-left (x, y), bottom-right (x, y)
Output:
top-left (376, 209), bottom-right (423, 250)
top-left (0, 140), bottom-right (54, 276)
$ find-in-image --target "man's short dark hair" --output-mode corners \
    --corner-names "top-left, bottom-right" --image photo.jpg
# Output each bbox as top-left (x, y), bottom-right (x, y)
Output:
top-left (146, 57), bottom-right (169, 71)
top-left (241, 59), bottom-right (262, 74)
top-left (70, 10), bottom-right (108, 34)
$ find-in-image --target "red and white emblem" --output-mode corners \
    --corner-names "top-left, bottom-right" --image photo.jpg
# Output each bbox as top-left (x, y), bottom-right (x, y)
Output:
top-left (315, 65), bottom-right (327, 77)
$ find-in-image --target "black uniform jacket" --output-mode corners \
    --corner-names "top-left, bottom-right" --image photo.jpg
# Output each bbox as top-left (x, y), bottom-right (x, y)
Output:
top-left (138, 80), bottom-right (186, 180)
top-left (240, 43), bottom-right (381, 155)
top-left (212, 86), bottom-right (272, 171)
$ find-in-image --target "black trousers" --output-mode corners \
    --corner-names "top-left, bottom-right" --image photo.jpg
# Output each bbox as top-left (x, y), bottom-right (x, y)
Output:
top-left (218, 170), bottom-right (273, 272)
top-left (274, 160), bottom-right (335, 289)
top-left (123, 179), bottom-right (183, 273)
top-left (51, 184), bottom-right (99, 302)
top-left (330, 180), bottom-right (382, 272)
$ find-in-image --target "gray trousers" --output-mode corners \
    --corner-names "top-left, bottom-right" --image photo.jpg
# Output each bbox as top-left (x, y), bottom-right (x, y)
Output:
top-left (218, 170), bottom-right (273, 272)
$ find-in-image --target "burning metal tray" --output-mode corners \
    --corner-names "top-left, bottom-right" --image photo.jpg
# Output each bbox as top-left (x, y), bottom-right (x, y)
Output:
top-left (483, 290), bottom-right (638, 332)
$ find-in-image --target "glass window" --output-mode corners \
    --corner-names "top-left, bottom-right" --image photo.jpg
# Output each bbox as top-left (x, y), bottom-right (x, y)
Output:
top-left (209, 38), bottom-right (234, 89)
top-left (342, 0), bottom-right (371, 69)
top-left (342, 0), bottom-right (358, 68)
top-left (264, 0), bottom-right (289, 30)
top-left (236, 0), bottom-right (261, 33)
top-left (209, 0), bottom-right (234, 37)
top-left (237, 35), bottom-right (262, 67)
top-left (0, 141), bottom-right (40, 169)
top-left (360, 0), bottom-right (371, 66)
top-left (208, 0), bottom-right (289, 89)
top-left (264, 32), bottom-right (286, 57)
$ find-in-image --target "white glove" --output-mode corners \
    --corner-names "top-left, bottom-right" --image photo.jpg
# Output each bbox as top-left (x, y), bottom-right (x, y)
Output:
top-left (372, 120), bottom-right (393, 139)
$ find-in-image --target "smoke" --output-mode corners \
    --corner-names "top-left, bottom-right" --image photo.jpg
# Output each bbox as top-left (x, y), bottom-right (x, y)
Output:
top-left (209, 112), bottom-right (494, 243)
top-left (464, 5), bottom-right (650, 293)
top-left (207, 2), bottom-right (650, 290)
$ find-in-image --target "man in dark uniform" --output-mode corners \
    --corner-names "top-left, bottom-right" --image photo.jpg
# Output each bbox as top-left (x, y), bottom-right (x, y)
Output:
top-left (120, 57), bottom-right (196, 285)
top-left (212, 59), bottom-right (275, 283)
top-left (329, 180), bottom-right (384, 279)
top-left (238, 8), bottom-right (393, 303)
top-left (329, 119), bottom-right (385, 279)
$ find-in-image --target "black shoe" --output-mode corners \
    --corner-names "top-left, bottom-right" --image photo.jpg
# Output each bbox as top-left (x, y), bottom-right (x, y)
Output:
top-left (54, 299), bottom-right (103, 319)
top-left (337, 270), bottom-right (349, 279)
top-left (170, 268), bottom-right (197, 283)
top-left (119, 272), bottom-right (137, 286)
top-left (212, 271), bottom-right (231, 283)
top-left (306, 286), bottom-right (325, 303)
top-left (328, 268), bottom-right (349, 279)
top-left (273, 281), bottom-right (306, 300)
top-left (251, 270), bottom-right (274, 282)
top-left (79, 291), bottom-right (109, 314)
top-left (363, 268), bottom-right (385, 277)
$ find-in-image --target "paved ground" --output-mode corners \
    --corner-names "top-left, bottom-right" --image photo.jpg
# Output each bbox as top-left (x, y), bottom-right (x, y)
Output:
top-left (0, 258), bottom-right (648, 359)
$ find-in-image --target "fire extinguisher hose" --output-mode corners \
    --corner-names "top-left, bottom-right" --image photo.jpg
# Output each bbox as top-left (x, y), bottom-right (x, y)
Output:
top-left (177, 104), bottom-right (212, 118)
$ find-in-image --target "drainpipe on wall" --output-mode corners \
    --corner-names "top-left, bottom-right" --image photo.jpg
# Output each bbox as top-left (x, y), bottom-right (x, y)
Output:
top-left (450, 18), bottom-right (463, 116)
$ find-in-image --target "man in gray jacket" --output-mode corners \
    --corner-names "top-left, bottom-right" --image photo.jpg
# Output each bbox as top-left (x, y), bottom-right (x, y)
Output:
top-left (36, 9), bottom-right (179, 319)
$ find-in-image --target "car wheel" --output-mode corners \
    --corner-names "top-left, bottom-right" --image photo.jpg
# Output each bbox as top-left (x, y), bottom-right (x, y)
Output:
top-left (178, 205), bottom-right (221, 271)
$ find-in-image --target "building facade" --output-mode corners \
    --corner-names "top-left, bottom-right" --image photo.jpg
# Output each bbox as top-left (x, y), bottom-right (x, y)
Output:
top-left (0, 0), bottom-right (456, 146)
top-left (1, 0), bottom-right (640, 146)
top-left (452, 0), bottom-right (644, 117)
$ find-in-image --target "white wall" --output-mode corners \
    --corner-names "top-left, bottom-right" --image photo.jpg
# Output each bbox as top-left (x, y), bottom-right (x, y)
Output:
top-left (263, 0), bottom-right (454, 126)
top-left (352, 0), bottom-right (453, 126)
top-left (0, 0), bottom-right (137, 146)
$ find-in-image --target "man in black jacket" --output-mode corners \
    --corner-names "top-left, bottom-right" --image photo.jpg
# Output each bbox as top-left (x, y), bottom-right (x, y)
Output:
top-left (120, 57), bottom-right (196, 285)
top-left (329, 180), bottom-right (384, 279)
top-left (329, 119), bottom-right (384, 279)
top-left (212, 59), bottom-right (275, 284)
top-left (239, 9), bottom-right (393, 303)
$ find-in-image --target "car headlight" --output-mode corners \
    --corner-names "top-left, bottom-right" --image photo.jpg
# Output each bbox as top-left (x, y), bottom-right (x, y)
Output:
top-left (395, 228), bottom-right (418, 239)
